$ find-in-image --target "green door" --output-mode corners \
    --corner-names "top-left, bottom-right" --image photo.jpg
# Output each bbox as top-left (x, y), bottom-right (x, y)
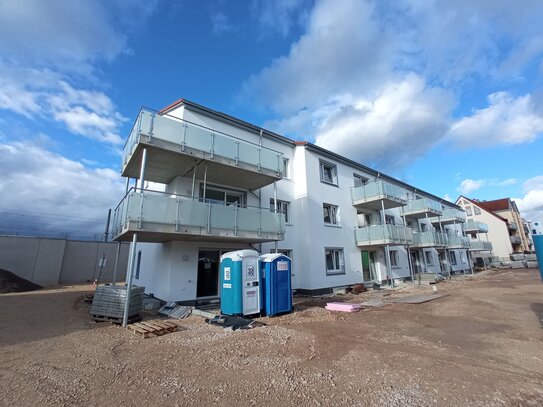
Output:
top-left (361, 251), bottom-right (376, 282)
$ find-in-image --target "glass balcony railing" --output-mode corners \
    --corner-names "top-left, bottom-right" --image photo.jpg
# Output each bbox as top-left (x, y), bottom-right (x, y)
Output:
top-left (464, 219), bottom-right (489, 233)
top-left (355, 225), bottom-right (412, 246)
top-left (403, 198), bottom-right (442, 216)
top-left (446, 235), bottom-right (470, 249)
top-left (351, 180), bottom-right (407, 206)
top-left (112, 189), bottom-right (285, 240)
top-left (510, 236), bottom-right (522, 245)
top-left (122, 108), bottom-right (284, 176)
top-left (508, 222), bottom-right (518, 230)
top-left (430, 208), bottom-right (466, 224)
top-left (412, 231), bottom-right (448, 247)
top-left (469, 241), bottom-right (493, 251)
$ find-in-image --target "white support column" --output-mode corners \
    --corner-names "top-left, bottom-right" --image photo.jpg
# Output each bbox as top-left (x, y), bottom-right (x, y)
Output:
top-left (274, 180), bottom-right (278, 253)
top-left (122, 232), bottom-right (138, 327)
top-left (401, 209), bottom-right (415, 286)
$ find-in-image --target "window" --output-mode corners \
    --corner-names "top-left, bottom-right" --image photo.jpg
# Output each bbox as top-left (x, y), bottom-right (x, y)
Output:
top-left (270, 199), bottom-right (290, 224)
top-left (325, 248), bottom-right (345, 275)
top-left (385, 215), bottom-right (395, 225)
top-left (353, 174), bottom-right (368, 188)
top-left (320, 161), bottom-right (338, 185)
top-left (474, 207), bottom-right (481, 215)
top-left (449, 251), bottom-right (457, 265)
top-left (466, 206), bottom-right (473, 216)
top-left (390, 250), bottom-right (399, 267)
top-left (323, 203), bottom-right (339, 225)
top-left (135, 250), bottom-right (142, 279)
top-left (364, 214), bottom-right (372, 226)
top-left (420, 222), bottom-right (427, 232)
top-left (425, 251), bottom-right (433, 266)
top-left (202, 185), bottom-right (244, 206)
top-left (282, 158), bottom-right (289, 178)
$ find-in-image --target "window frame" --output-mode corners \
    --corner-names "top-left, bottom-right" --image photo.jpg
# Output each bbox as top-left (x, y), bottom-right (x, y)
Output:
top-left (323, 203), bottom-right (340, 226)
top-left (325, 247), bottom-right (345, 276)
top-left (319, 160), bottom-right (338, 186)
top-left (424, 251), bottom-right (433, 266)
top-left (449, 251), bottom-right (457, 265)
top-left (466, 206), bottom-right (473, 216)
top-left (353, 173), bottom-right (368, 188)
top-left (474, 207), bottom-right (481, 215)
top-left (385, 215), bottom-right (395, 225)
top-left (282, 157), bottom-right (290, 179)
top-left (270, 198), bottom-right (291, 224)
top-left (390, 250), bottom-right (399, 268)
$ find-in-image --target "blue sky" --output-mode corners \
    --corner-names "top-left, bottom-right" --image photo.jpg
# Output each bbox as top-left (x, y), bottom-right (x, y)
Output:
top-left (1, 0), bottom-right (543, 236)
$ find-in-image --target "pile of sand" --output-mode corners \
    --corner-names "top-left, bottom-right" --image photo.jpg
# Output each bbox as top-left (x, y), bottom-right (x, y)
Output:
top-left (0, 268), bottom-right (42, 293)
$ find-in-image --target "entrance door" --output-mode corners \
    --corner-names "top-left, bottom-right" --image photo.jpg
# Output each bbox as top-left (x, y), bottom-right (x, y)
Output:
top-left (197, 250), bottom-right (219, 297)
top-left (361, 251), bottom-right (376, 281)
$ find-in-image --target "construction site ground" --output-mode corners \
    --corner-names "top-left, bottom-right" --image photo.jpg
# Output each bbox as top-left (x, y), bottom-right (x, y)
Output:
top-left (1, 268), bottom-right (542, 406)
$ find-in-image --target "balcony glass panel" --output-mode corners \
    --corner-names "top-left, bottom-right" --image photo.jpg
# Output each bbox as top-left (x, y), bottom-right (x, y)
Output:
top-left (123, 108), bottom-right (282, 174)
top-left (352, 180), bottom-right (407, 203)
top-left (447, 235), bottom-right (470, 248)
top-left (405, 198), bottom-right (442, 213)
top-left (355, 225), bottom-right (412, 245)
top-left (412, 231), bottom-right (447, 246)
top-left (465, 219), bottom-right (489, 232)
top-left (114, 189), bottom-right (284, 237)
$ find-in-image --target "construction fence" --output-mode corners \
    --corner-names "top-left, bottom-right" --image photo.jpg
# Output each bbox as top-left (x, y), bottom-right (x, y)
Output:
top-left (0, 235), bottom-right (130, 286)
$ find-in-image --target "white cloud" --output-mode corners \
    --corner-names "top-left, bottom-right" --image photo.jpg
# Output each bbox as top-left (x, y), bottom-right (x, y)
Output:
top-left (514, 176), bottom-right (543, 221)
top-left (457, 177), bottom-right (520, 195)
top-left (242, 0), bottom-right (543, 170)
top-left (458, 179), bottom-right (485, 195)
top-left (0, 0), bottom-right (156, 72)
top-left (243, 0), bottom-right (393, 116)
top-left (0, 141), bottom-right (124, 235)
top-left (252, 0), bottom-right (309, 38)
top-left (449, 92), bottom-right (543, 147)
top-left (313, 75), bottom-right (454, 170)
top-left (211, 12), bottom-right (235, 34)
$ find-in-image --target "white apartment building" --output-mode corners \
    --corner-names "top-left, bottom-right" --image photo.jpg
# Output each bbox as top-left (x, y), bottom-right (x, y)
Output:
top-left (112, 100), bottom-right (472, 303)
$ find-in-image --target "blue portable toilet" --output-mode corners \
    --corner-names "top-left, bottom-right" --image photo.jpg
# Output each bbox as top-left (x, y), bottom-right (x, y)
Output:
top-left (260, 253), bottom-right (292, 316)
top-left (220, 250), bottom-right (260, 316)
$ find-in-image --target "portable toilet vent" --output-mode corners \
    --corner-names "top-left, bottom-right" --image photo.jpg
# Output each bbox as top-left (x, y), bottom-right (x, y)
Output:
top-left (220, 250), bottom-right (260, 316)
top-left (260, 253), bottom-right (292, 316)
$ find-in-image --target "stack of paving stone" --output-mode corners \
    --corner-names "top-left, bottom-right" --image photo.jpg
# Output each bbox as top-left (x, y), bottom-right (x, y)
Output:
top-left (90, 285), bottom-right (145, 321)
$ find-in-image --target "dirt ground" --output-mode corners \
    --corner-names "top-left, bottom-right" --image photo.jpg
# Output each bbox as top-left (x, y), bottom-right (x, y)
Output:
top-left (1, 269), bottom-right (542, 407)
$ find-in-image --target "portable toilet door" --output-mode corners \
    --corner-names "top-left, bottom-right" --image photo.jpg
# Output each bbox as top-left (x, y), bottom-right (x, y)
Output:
top-left (220, 249), bottom-right (260, 316)
top-left (260, 253), bottom-right (292, 316)
top-left (220, 251), bottom-right (243, 316)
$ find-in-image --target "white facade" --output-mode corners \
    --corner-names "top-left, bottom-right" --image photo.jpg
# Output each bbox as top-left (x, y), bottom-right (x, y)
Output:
top-left (115, 100), bottom-right (471, 302)
top-left (456, 197), bottom-right (512, 259)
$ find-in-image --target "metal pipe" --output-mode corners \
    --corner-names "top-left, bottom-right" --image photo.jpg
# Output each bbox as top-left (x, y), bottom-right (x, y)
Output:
top-left (274, 181), bottom-right (278, 253)
top-left (401, 209), bottom-right (415, 286)
top-left (122, 233), bottom-right (138, 327)
top-left (203, 164), bottom-right (208, 202)
top-left (125, 177), bottom-right (130, 194)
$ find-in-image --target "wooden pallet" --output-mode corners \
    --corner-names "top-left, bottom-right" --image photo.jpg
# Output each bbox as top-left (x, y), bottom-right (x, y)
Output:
top-left (126, 319), bottom-right (180, 338)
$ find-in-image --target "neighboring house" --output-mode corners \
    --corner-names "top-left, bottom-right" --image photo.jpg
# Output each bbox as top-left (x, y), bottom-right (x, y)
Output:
top-left (456, 196), bottom-right (533, 259)
top-left (112, 99), bottom-right (471, 303)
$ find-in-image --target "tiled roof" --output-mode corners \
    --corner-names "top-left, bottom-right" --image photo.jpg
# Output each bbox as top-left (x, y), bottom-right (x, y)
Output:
top-left (476, 198), bottom-right (510, 212)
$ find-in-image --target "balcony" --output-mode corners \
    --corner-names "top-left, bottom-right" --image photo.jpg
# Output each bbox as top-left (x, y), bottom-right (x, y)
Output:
top-left (355, 225), bottom-right (412, 247)
top-left (121, 108), bottom-right (284, 191)
top-left (469, 241), bottom-right (493, 251)
top-left (403, 198), bottom-right (442, 219)
top-left (411, 231), bottom-right (448, 248)
top-left (464, 219), bottom-right (489, 233)
top-left (352, 180), bottom-right (407, 211)
top-left (112, 189), bottom-right (285, 243)
top-left (446, 235), bottom-right (470, 249)
top-left (510, 235), bottom-right (522, 245)
top-left (430, 208), bottom-right (466, 225)
top-left (508, 222), bottom-right (518, 231)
